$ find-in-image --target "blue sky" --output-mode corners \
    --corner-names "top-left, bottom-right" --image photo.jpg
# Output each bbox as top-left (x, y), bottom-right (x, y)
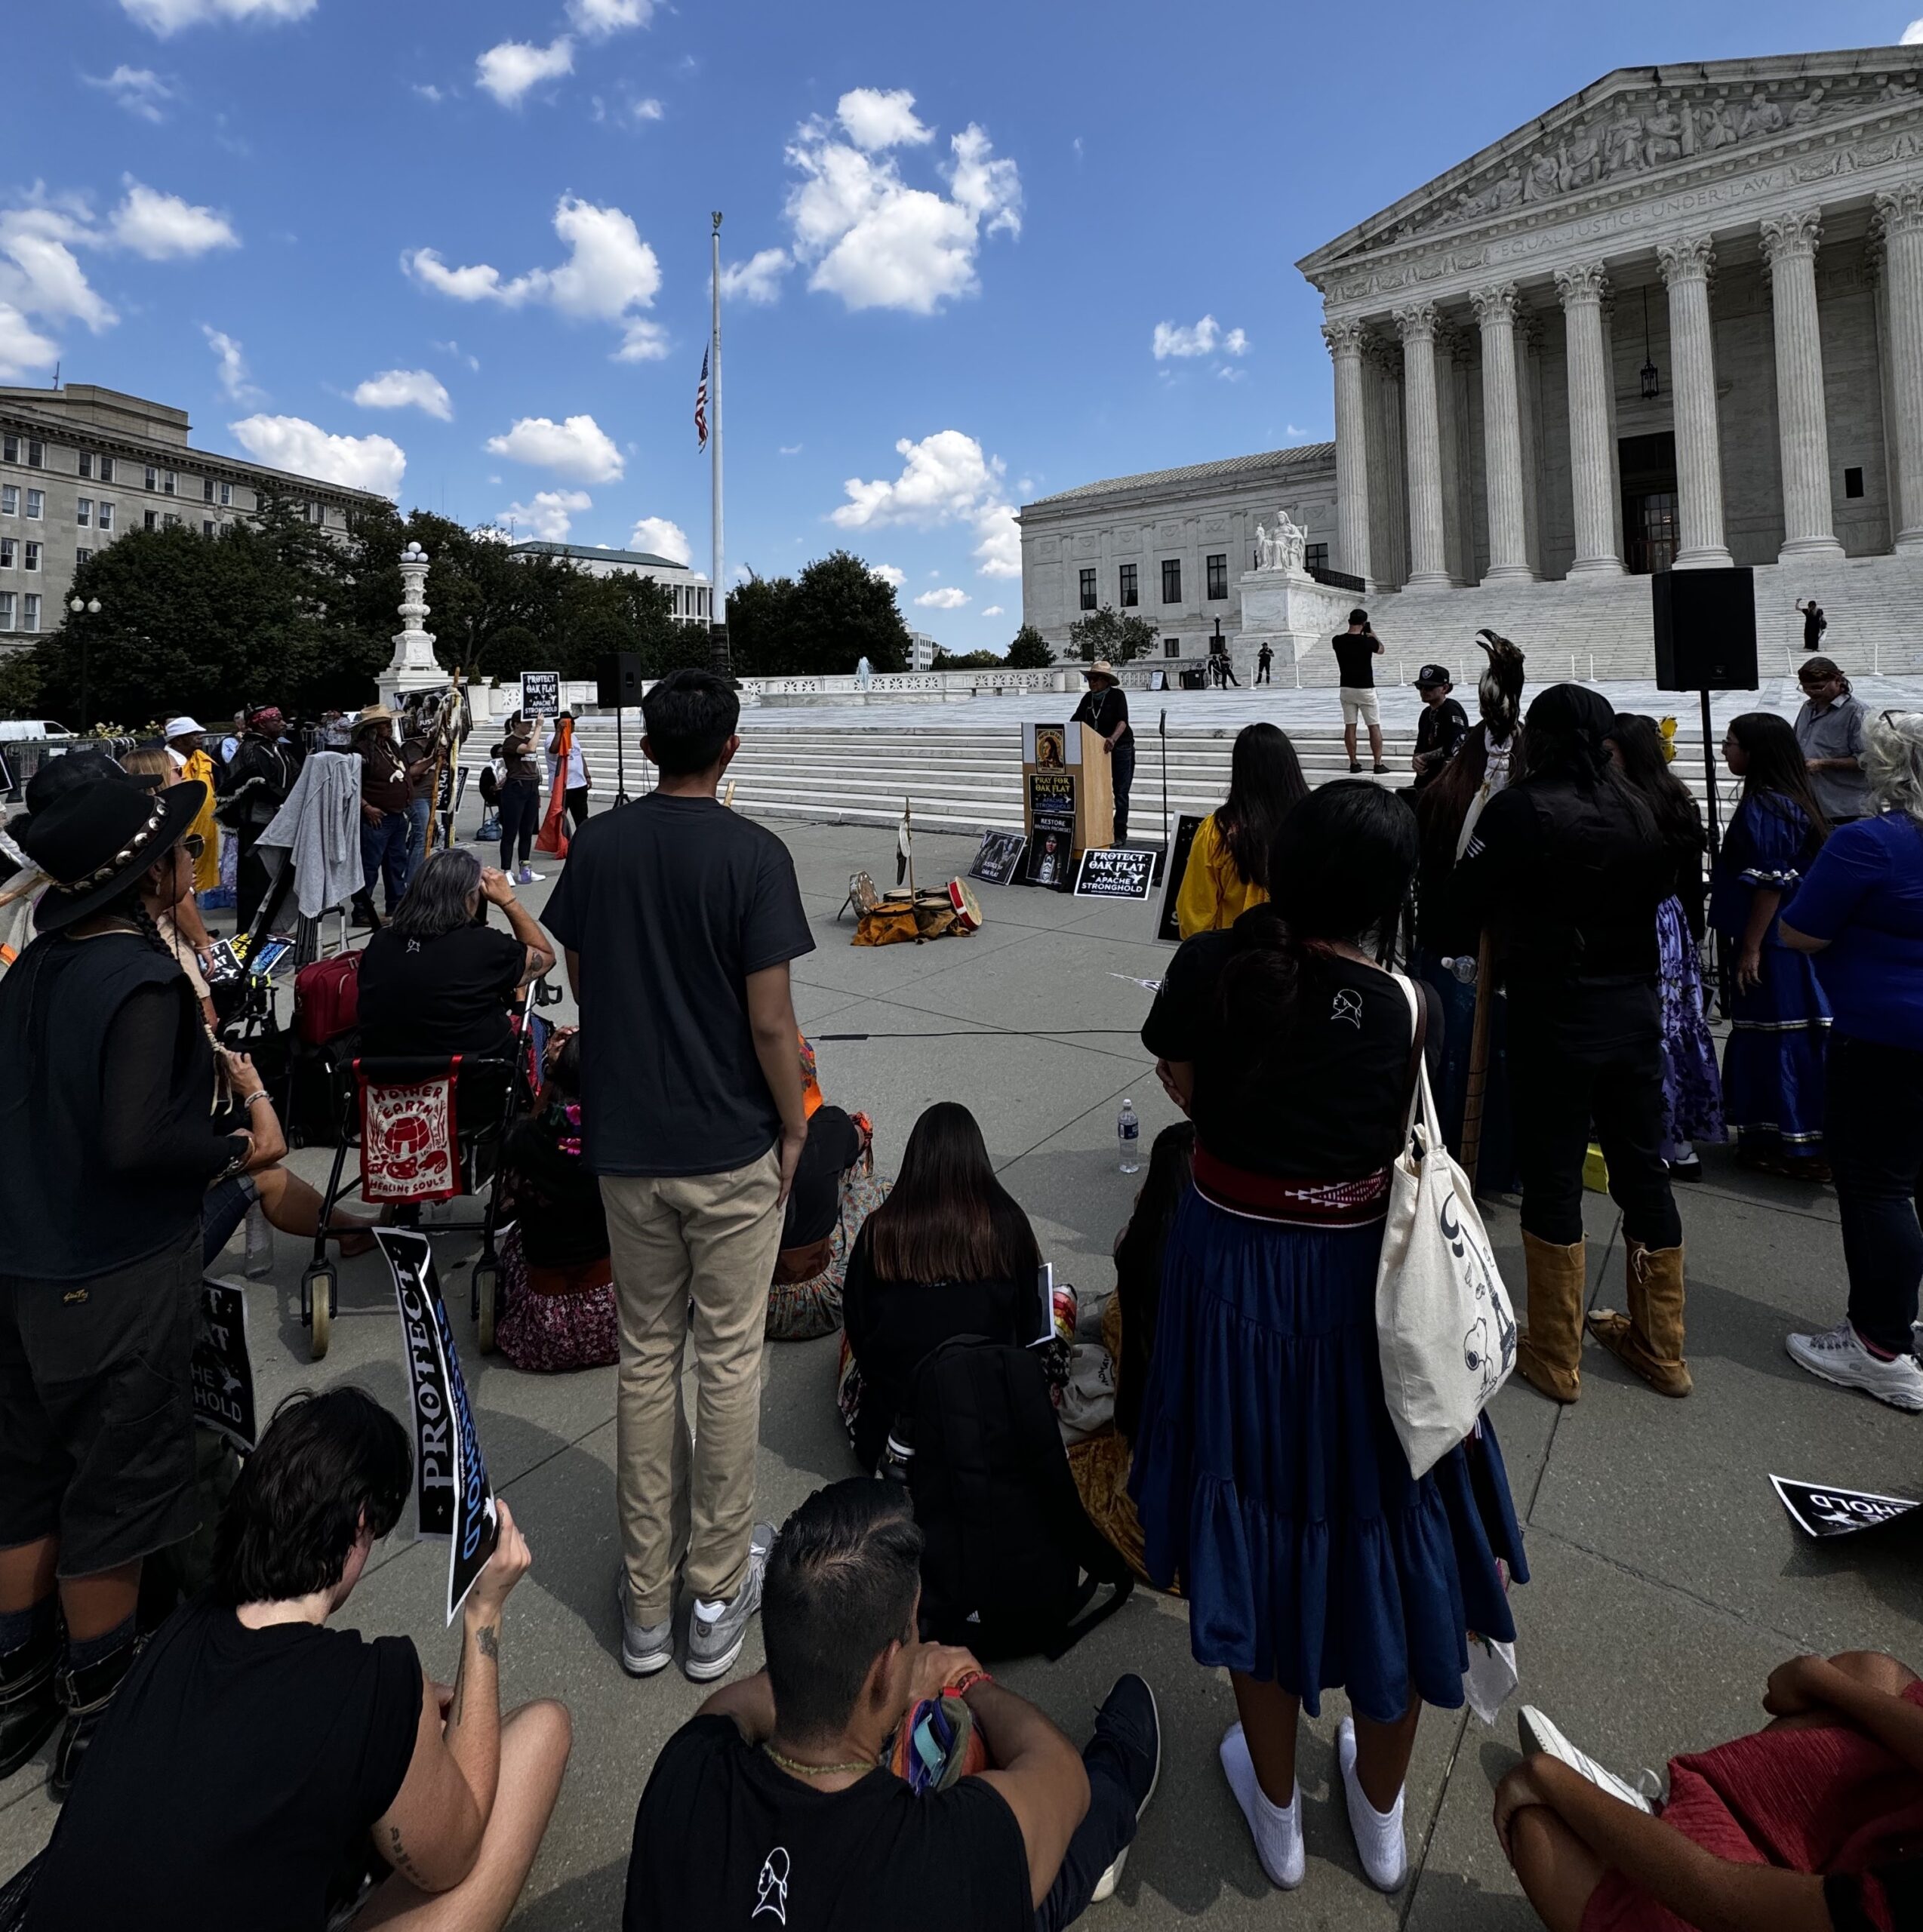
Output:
top-left (8, 0), bottom-right (1919, 651)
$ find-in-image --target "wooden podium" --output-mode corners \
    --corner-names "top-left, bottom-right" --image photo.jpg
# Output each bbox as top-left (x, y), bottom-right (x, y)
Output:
top-left (1020, 722), bottom-right (1112, 888)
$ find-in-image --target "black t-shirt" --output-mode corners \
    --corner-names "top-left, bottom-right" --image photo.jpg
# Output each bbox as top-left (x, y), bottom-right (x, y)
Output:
top-left (1803, 605), bottom-right (1827, 648)
top-left (1141, 916), bottom-right (1441, 1178)
top-left (1413, 698), bottom-right (1469, 786)
top-left (623, 1715), bottom-right (1032, 1932)
top-left (26, 1599), bottom-right (422, 1932)
top-left (543, 794), bottom-right (816, 1176)
top-left (355, 921), bottom-right (525, 1060)
top-left (782, 1105), bottom-right (862, 1251)
top-left (1069, 685), bottom-right (1131, 742)
top-left (1332, 632), bottom-right (1380, 688)
top-left (494, 728), bottom-right (540, 786)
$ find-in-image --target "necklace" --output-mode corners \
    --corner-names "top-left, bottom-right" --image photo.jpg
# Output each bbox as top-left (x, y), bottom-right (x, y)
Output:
top-left (762, 1742), bottom-right (877, 1781)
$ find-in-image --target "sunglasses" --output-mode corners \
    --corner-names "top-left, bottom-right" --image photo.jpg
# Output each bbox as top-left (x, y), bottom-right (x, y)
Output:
top-left (182, 834), bottom-right (205, 860)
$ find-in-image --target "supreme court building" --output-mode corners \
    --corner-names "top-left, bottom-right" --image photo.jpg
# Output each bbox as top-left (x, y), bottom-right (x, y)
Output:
top-left (1022, 46), bottom-right (1923, 677)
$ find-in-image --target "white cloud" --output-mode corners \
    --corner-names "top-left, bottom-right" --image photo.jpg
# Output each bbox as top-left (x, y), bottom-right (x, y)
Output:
top-left (0, 305), bottom-right (60, 380)
top-left (1905, 17), bottom-right (1923, 42)
top-left (783, 99), bottom-right (1021, 314)
top-left (867, 561), bottom-right (904, 586)
top-left (568, 0), bottom-right (653, 33)
top-left (831, 429), bottom-right (1021, 580)
top-left (980, 604), bottom-right (1004, 617)
top-left (915, 586), bottom-right (971, 610)
top-left (0, 204), bottom-right (117, 334)
top-left (413, 82), bottom-right (446, 105)
top-left (485, 413), bottom-right (623, 483)
top-left (353, 368), bottom-right (454, 420)
top-left (202, 325), bottom-right (261, 401)
top-left (110, 179), bottom-right (238, 259)
top-left (503, 489), bottom-right (592, 540)
top-left (85, 67), bottom-right (177, 123)
top-left (972, 504), bottom-right (1020, 577)
top-left (719, 248), bottom-right (789, 305)
top-left (629, 515), bottom-right (691, 564)
top-left (434, 338), bottom-right (481, 372)
top-left (405, 196), bottom-right (662, 360)
top-left (1217, 365), bottom-right (1246, 383)
top-left (229, 414), bottom-right (405, 497)
top-left (120, 0), bottom-right (315, 32)
top-left (475, 37), bottom-right (574, 107)
top-left (1152, 314), bottom-right (1248, 360)
top-left (779, 443), bottom-right (804, 456)
top-left (630, 97), bottom-right (663, 122)
top-left (835, 88), bottom-right (933, 151)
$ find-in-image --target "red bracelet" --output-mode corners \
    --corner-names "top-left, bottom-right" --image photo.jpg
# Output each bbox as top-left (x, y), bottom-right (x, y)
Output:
top-left (951, 1669), bottom-right (993, 1699)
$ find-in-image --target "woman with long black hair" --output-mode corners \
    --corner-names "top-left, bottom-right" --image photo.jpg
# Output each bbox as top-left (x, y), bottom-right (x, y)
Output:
top-left (1175, 722), bottom-right (1309, 936)
top-left (1454, 685), bottom-right (1681, 1404)
top-left (838, 1101), bottom-right (1043, 1472)
top-left (1134, 782), bottom-right (1525, 1899)
top-left (1712, 711), bottom-right (1832, 1180)
top-left (1607, 713), bottom-right (1724, 1181)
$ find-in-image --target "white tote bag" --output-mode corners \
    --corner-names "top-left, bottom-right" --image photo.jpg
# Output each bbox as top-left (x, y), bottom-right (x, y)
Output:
top-left (1374, 974), bottom-right (1518, 1479)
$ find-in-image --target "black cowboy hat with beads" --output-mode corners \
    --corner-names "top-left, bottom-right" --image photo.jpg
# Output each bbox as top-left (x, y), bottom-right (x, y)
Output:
top-left (19, 777), bottom-right (207, 933)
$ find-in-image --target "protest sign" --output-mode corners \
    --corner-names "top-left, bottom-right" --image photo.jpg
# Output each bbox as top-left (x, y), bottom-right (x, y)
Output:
top-left (1155, 814), bottom-right (1205, 943)
top-left (1074, 846), bottom-right (1157, 900)
top-left (191, 1277), bottom-right (257, 1451)
top-left (1770, 1475), bottom-right (1921, 1540)
top-left (968, 829), bottom-right (1026, 887)
top-left (432, 1275), bottom-right (500, 1622)
top-left (518, 671), bottom-right (561, 718)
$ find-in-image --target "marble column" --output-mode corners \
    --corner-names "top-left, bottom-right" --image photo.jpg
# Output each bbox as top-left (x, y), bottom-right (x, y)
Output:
top-left (1555, 262), bottom-right (1625, 574)
top-left (1761, 210), bottom-right (1842, 558)
top-left (1656, 236), bottom-right (1734, 568)
top-left (1394, 303), bottom-right (1452, 586)
top-left (1471, 282), bottom-right (1534, 581)
top-left (1323, 318), bottom-right (1375, 587)
top-left (1875, 186), bottom-right (1923, 548)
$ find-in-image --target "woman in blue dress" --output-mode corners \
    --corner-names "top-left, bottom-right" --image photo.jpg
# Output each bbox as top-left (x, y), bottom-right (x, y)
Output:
top-left (1712, 712), bottom-right (1832, 1180)
top-left (1134, 781), bottom-right (1525, 1897)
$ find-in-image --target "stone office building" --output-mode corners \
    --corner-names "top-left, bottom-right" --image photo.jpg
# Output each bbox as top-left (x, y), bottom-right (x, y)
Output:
top-left (0, 383), bottom-right (387, 645)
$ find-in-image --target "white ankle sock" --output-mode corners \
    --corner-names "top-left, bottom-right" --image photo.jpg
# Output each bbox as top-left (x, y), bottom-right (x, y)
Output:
top-left (1219, 1723), bottom-right (1305, 1889)
top-left (1337, 1717), bottom-right (1406, 1890)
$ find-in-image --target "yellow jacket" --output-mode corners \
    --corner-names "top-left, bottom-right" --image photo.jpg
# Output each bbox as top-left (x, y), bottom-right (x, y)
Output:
top-left (1175, 811), bottom-right (1269, 938)
top-left (174, 748), bottom-right (222, 894)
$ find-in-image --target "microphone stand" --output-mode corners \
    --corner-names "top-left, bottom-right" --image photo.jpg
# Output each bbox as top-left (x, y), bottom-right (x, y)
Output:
top-left (1154, 708), bottom-right (1170, 884)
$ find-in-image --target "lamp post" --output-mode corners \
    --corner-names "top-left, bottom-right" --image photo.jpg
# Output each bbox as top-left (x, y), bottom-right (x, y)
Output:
top-left (67, 595), bottom-right (100, 728)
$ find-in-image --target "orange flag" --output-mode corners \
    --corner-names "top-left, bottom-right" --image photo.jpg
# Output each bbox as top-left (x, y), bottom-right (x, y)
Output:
top-left (535, 715), bottom-right (571, 858)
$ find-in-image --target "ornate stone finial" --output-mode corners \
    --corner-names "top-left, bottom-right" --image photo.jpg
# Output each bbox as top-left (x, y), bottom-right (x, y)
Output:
top-left (1554, 262), bottom-right (1611, 308)
top-left (1874, 184), bottom-right (1923, 239)
top-left (1321, 317), bottom-right (1371, 358)
top-left (1392, 301), bottom-right (1439, 342)
top-left (1469, 282), bottom-right (1521, 326)
top-left (1657, 236), bottom-right (1716, 287)
top-left (1760, 209), bottom-right (1823, 263)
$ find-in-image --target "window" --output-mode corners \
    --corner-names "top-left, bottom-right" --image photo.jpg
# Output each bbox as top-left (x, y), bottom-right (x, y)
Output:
top-left (0, 592), bottom-right (11, 629)
top-left (0, 537), bottom-right (14, 567)
top-left (1206, 552), bottom-right (1228, 599)
top-left (163, 470), bottom-right (177, 496)
top-left (1161, 558), bottom-right (1182, 605)
top-left (1164, 635), bottom-right (1181, 657)
top-left (1118, 562), bottom-right (1138, 607)
top-left (75, 547), bottom-right (91, 567)
top-left (1078, 567), bottom-right (1097, 611)
top-left (162, 513), bottom-right (179, 530)
top-left (2, 435), bottom-right (16, 463)
top-left (24, 490), bottom-right (42, 520)
top-left (23, 542), bottom-right (40, 571)
top-left (1305, 543), bottom-right (1328, 574)
top-left (145, 466), bottom-right (158, 491)
top-left (202, 519), bottom-right (215, 537)
top-left (220, 480), bottom-right (232, 507)
top-left (98, 501), bottom-right (114, 533)
top-left (76, 497), bottom-right (91, 528)
top-left (0, 487), bottom-right (13, 515)
top-left (100, 456), bottom-right (114, 484)
top-left (78, 451), bottom-right (93, 480)
top-left (1845, 466), bottom-right (1865, 500)
top-left (203, 476), bottom-right (215, 503)
top-left (22, 592), bottom-right (39, 632)
top-left (25, 440), bottom-right (40, 469)
top-left (143, 509), bottom-right (157, 531)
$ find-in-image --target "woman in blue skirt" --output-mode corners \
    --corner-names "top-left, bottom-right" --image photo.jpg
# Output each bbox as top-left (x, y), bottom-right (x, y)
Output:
top-left (1712, 712), bottom-right (1832, 1180)
top-left (1134, 781), bottom-right (1525, 1896)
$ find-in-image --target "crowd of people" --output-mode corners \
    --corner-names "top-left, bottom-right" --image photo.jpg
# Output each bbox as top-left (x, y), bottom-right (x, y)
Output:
top-left (2, 648), bottom-right (1921, 1931)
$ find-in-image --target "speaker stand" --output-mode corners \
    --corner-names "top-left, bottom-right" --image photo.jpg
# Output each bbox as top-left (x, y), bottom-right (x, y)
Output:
top-left (614, 703), bottom-right (630, 807)
top-left (1698, 686), bottom-right (1731, 1019)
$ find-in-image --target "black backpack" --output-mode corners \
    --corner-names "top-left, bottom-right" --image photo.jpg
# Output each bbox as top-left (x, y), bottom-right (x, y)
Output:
top-left (903, 1337), bottom-right (1133, 1661)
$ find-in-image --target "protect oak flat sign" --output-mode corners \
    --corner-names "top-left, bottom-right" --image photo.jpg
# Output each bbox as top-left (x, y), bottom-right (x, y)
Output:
top-left (519, 672), bottom-right (561, 718)
top-left (1075, 845), bottom-right (1157, 900)
top-left (1770, 1474), bottom-right (1921, 1540)
top-left (191, 1277), bottom-right (257, 1452)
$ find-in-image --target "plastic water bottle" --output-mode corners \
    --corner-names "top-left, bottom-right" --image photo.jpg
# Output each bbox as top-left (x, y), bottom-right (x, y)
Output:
top-left (1117, 1100), bottom-right (1141, 1174)
top-left (244, 1203), bottom-right (274, 1281)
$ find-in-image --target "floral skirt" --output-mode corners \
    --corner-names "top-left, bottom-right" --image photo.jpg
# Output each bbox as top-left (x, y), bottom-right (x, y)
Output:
top-left (495, 1224), bottom-right (618, 1372)
top-left (766, 1161), bottom-right (891, 1341)
top-left (1656, 897), bottom-right (1724, 1154)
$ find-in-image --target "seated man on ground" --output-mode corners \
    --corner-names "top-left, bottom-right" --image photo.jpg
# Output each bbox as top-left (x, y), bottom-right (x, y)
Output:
top-left (766, 1034), bottom-right (890, 1341)
top-left (623, 1478), bottom-right (1158, 1931)
top-left (356, 848), bottom-right (553, 1061)
top-left (23, 1386), bottom-right (571, 1932)
top-left (1497, 1648), bottom-right (1923, 1932)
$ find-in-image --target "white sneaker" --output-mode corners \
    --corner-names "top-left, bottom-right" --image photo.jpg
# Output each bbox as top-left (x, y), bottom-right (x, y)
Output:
top-left (1517, 1707), bottom-right (1654, 1813)
top-left (1786, 1323), bottom-right (1923, 1413)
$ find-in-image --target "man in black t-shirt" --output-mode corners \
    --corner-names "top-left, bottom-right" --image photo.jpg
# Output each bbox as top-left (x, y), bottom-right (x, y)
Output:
top-left (1069, 661), bottom-right (1135, 840)
top-left (1795, 596), bottom-right (1827, 652)
top-left (624, 1481), bottom-right (1159, 1932)
top-left (1256, 641), bottom-right (1274, 685)
top-left (1410, 664), bottom-right (1469, 794)
top-left (1332, 609), bottom-right (1388, 774)
top-left (543, 669), bottom-right (815, 1686)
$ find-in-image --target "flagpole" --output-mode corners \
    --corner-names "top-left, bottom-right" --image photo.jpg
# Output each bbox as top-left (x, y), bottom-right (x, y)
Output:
top-left (709, 211), bottom-right (730, 680)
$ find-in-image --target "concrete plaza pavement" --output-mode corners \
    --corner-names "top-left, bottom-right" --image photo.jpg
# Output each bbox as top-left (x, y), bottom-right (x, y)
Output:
top-left (3, 815), bottom-right (1920, 1929)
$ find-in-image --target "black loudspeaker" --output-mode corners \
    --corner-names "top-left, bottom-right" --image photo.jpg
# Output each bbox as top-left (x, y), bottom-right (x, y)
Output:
top-left (1651, 568), bottom-right (1759, 691)
top-left (596, 651), bottom-right (643, 707)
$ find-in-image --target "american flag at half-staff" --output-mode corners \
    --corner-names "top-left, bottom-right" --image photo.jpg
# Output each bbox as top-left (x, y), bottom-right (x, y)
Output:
top-left (694, 350), bottom-right (709, 451)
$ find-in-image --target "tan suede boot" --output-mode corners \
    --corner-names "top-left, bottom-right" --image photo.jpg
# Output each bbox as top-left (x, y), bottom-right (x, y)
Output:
top-left (1586, 1239), bottom-right (1691, 1397)
top-left (1516, 1232), bottom-right (1585, 1403)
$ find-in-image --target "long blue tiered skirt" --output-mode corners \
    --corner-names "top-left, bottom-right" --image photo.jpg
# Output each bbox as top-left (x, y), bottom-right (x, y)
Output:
top-left (1129, 1185), bottom-right (1528, 1724)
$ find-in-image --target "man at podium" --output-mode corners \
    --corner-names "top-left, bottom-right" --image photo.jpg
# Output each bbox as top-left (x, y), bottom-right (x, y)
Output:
top-left (1072, 660), bottom-right (1136, 841)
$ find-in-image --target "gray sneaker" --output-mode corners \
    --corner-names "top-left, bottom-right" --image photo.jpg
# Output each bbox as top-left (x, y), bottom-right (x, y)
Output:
top-left (614, 1574), bottom-right (672, 1678)
top-left (685, 1524), bottom-right (776, 1682)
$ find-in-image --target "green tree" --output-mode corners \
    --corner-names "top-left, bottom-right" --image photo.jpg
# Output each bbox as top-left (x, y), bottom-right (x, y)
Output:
top-left (1005, 624), bottom-right (1054, 669)
top-left (931, 647), bottom-right (1005, 669)
top-left (0, 646), bottom-right (43, 720)
top-left (726, 551), bottom-right (911, 677)
top-left (1067, 605), bottom-right (1156, 665)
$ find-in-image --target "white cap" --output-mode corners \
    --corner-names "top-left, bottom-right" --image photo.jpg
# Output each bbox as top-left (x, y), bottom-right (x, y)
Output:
top-left (164, 715), bottom-right (205, 740)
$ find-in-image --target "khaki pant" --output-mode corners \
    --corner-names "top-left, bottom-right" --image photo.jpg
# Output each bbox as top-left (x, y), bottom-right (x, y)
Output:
top-left (602, 1150), bottom-right (783, 1622)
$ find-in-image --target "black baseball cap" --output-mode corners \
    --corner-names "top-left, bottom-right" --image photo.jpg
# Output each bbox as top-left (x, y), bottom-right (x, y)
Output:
top-left (1414, 663), bottom-right (1452, 688)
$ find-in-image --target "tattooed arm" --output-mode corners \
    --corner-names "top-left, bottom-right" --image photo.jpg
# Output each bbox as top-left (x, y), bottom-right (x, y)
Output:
top-left (371, 1500), bottom-right (534, 1892)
